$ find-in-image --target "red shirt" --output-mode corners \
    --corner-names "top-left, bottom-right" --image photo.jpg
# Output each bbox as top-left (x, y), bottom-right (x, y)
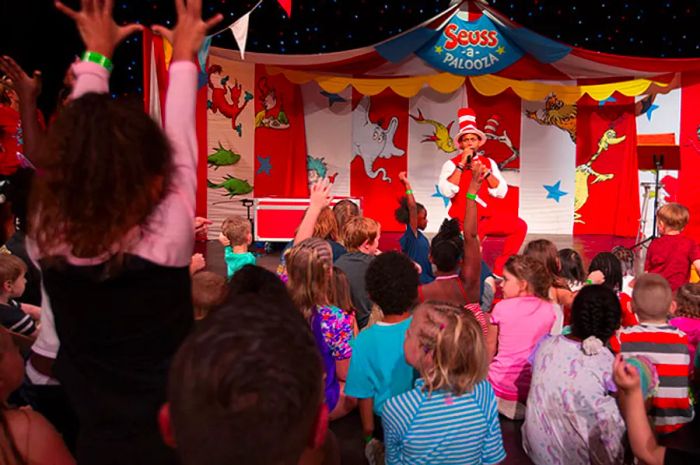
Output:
top-left (447, 153), bottom-right (495, 220)
top-left (645, 234), bottom-right (700, 291)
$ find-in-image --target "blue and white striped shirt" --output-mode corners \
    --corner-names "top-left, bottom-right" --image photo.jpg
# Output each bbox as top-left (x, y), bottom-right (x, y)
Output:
top-left (382, 378), bottom-right (506, 465)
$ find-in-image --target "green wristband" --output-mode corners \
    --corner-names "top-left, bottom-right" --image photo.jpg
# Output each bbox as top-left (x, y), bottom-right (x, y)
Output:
top-left (585, 279), bottom-right (593, 285)
top-left (364, 434), bottom-right (373, 444)
top-left (82, 51), bottom-right (114, 72)
top-left (466, 193), bottom-right (477, 201)
top-left (405, 189), bottom-right (413, 195)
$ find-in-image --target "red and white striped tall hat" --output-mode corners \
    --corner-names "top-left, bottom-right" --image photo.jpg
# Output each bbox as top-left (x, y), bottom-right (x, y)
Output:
top-left (454, 107), bottom-right (487, 146)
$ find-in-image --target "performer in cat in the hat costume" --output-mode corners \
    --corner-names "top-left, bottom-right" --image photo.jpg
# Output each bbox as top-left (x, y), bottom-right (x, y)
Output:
top-left (438, 107), bottom-right (528, 275)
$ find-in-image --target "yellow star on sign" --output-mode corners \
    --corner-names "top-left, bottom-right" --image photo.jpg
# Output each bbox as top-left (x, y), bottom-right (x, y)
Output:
top-left (496, 46), bottom-right (506, 55)
top-left (434, 45), bottom-right (443, 54)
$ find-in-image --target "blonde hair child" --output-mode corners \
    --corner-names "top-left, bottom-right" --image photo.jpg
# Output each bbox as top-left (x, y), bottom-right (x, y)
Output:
top-left (286, 238), bottom-right (356, 420)
top-left (382, 302), bottom-right (505, 464)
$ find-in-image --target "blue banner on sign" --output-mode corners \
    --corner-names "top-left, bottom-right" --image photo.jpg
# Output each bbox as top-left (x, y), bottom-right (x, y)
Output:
top-left (417, 13), bottom-right (523, 75)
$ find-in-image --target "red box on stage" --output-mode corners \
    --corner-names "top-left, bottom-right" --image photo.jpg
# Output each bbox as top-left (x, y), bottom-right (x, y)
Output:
top-left (254, 197), bottom-right (362, 242)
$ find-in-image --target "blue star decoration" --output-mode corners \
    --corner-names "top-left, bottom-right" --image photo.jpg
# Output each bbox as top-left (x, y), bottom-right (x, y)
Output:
top-left (543, 180), bottom-right (568, 203)
top-left (644, 103), bottom-right (660, 121)
top-left (599, 96), bottom-right (617, 107)
top-left (431, 185), bottom-right (450, 207)
top-left (319, 90), bottom-right (347, 106)
top-left (256, 155), bottom-right (272, 176)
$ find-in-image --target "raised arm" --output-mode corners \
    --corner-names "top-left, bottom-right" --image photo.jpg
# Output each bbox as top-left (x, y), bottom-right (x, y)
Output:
top-left (56, 0), bottom-right (143, 99)
top-left (398, 171), bottom-right (418, 236)
top-left (446, 146), bottom-right (474, 188)
top-left (485, 157), bottom-right (508, 198)
top-left (461, 160), bottom-right (488, 303)
top-left (0, 56), bottom-right (45, 164)
top-left (613, 354), bottom-right (666, 465)
top-left (294, 179), bottom-right (331, 245)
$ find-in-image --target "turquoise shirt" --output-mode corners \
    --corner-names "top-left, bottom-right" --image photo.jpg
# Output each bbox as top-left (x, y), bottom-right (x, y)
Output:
top-left (224, 247), bottom-right (256, 279)
top-left (345, 317), bottom-right (415, 416)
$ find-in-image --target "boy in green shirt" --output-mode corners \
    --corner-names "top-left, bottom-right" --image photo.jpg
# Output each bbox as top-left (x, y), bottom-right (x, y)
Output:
top-left (218, 216), bottom-right (256, 279)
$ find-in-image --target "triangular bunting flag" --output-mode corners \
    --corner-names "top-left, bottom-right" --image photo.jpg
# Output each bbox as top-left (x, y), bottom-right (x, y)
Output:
top-left (277, 0), bottom-right (292, 17)
top-left (148, 42), bottom-right (162, 125)
top-left (230, 12), bottom-right (251, 59)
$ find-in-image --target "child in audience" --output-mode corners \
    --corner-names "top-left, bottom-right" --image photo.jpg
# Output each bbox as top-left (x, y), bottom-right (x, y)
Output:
top-left (419, 220), bottom-right (495, 311)
top-left (27, 1), bottom-right (222, 462)
top-left (287, 238), bottom-right (356, 420)
top-left (333, 199), bottom-right (360, 245)
top-left (610, 273), bottom-right (694, 433)
top-left (0, 328), bottom-right (75, 465)
top-left (335, 216), bottom-right (381, 329)
top-left (382, 301), bottom-right (505, 465)
top-left (524, 239), bottom-right (574, 309)
top-left (487, 255), bottom-right (557, 419)
top-left (590, 251), bottom-right (637, 327)
top-left (613, 354), bottom-right (700, 465)
top-left (523, 285), bottom-right (625, 465)
top-left (228, 264), bottom-right (289, 303)
top-left (0, 254), bottom-right (38, 337)
top-left (669, 283), bottom-right (700, 367)
top-left (331, 266), bottom-right (358, 336)
top-left (294, 180), bottom-right (347, 261)
top-left (612, 245), bottom-right (635, 295)
top-left (416, 162), bottom-right (489, 333)
top-left (645, 202), bottom-right (700, 291)
top-left (315, 208), bottom-right (346, 260)
top-left (395, 171), bottom-right (433, 284)
top-left (218, 215), bottom-right (256, 279)
top-left (558, 248), bottom-right (586, 292)
top-left (164, 294), bottom-right (339, 465)
top-left (345, 251), bottom-right (418, 445)
top-left (191, 271), bottom-right (227, 321)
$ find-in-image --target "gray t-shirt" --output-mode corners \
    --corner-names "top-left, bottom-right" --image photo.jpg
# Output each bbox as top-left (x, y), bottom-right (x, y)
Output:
top-left (335, 252), bottom-right (375, 329)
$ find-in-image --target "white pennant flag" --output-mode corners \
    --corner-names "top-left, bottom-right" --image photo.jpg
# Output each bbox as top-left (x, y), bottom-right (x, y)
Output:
top-left (230, 13), bottom-right (251, 60)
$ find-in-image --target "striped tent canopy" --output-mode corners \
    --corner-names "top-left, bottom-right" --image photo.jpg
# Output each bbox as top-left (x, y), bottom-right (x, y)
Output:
top-left (209, 0), bottom-right (700, 102)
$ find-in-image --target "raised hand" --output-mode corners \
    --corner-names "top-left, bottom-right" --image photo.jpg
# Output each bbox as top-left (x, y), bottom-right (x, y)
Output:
top-left (218, 232), bottom-right (230, 247)
top-left (0, 56), bottom-right (41, 101)
top-left (194, 216), bottom-right (212, 235)
top-left (398, 171), bottom-right (409, 185)
top-left (55, 0), bottom-right (143, 59)
top-left (189, 253), bottom-right (206, 274)
top-left (612, 353), bottom-right (641, 393)
top-left (152, 0), bottom-right (223, 62)
top-left (309, 178), bottom-right (332, 210)
top-left (468, 160), bottom-right (488, 190)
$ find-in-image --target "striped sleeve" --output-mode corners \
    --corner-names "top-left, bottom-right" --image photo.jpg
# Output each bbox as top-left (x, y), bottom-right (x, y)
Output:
top-left (382, 389), bottom-right (419, 465)
top-left (1, 303), bottom-right (36, 336)
top-left (479, 383), bottom-right (507, 465)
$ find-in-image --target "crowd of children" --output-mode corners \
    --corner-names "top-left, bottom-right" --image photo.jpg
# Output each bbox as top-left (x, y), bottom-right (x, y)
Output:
top-left (0, 1), bottom-right (699, 464)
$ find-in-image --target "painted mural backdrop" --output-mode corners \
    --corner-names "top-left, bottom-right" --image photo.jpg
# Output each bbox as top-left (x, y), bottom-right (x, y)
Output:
top-left (206, 54), bottom-right (693, 239)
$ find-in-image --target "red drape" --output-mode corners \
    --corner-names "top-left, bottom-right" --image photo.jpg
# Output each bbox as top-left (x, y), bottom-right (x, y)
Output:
top-left (678, 72), bottom-right (700, 241)
top-left (574, 93), bottom-right (639, 236)
top-left (253, 66), bottom-right (309, 198)
top-left (350, 89), bottom-right (408, 232)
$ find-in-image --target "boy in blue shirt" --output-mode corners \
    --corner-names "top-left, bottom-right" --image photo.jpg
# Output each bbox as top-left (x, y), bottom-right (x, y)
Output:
top-left (218, 216), bottom-right (256, 280)
top-left (345, 251), bottom-right (418, 444)
top-left (396, 171), bottom-right (433, 285)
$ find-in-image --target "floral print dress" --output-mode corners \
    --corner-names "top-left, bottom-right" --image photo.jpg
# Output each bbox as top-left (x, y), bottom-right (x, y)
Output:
top-left (522, 336), bottom-right (626, 465)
